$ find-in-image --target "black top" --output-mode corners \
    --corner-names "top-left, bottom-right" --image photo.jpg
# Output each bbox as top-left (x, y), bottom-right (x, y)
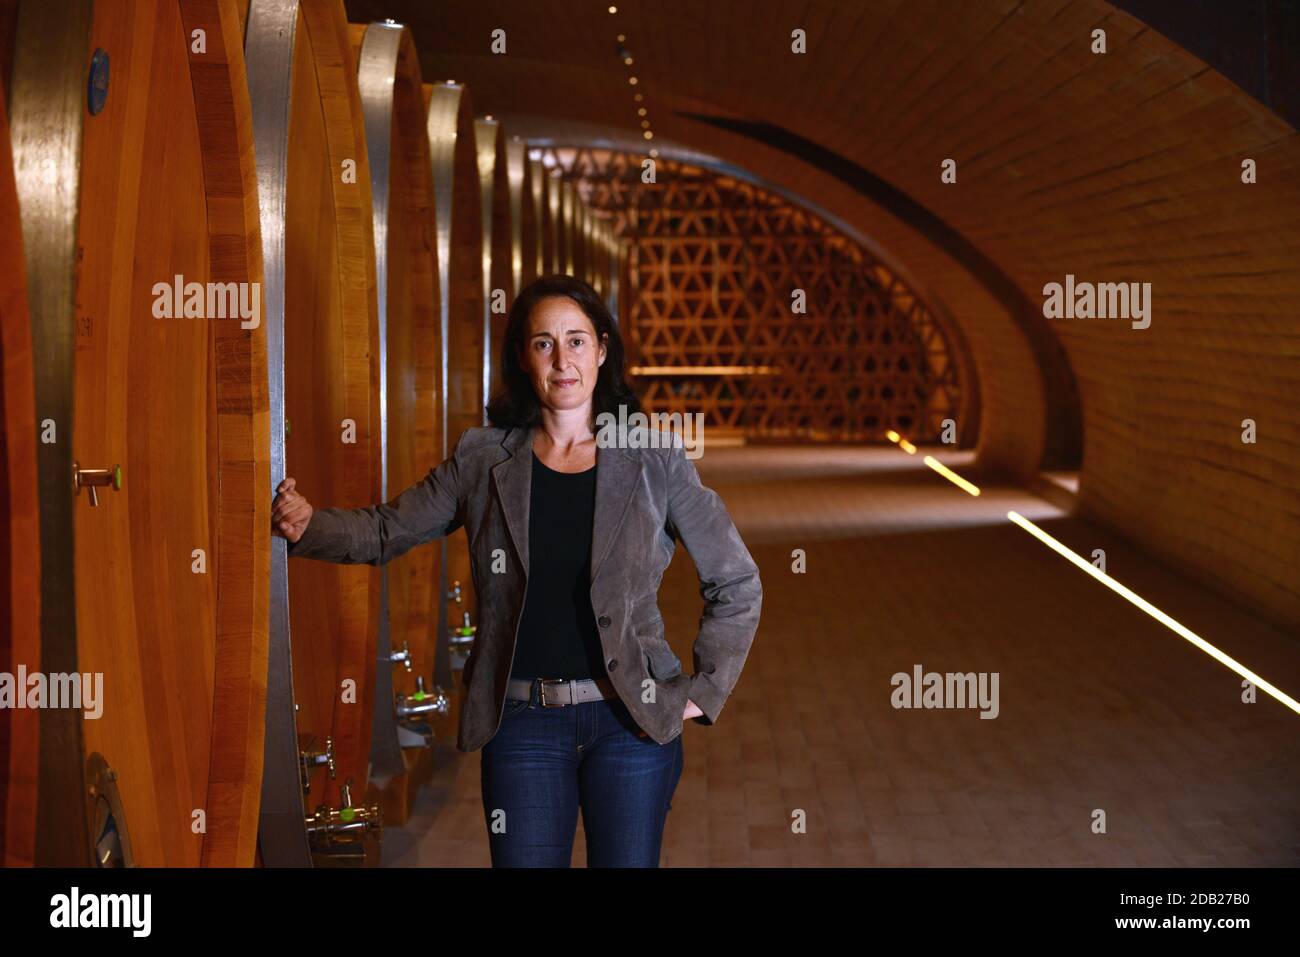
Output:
top-left (508, 451), bottom-right (605, 681)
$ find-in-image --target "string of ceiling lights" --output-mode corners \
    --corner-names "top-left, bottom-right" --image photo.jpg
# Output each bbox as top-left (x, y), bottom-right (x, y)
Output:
top-left (609, 5), bottom-right (658, 159)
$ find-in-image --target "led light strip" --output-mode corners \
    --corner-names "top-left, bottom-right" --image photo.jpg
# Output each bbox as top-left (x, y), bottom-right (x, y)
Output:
top-left (1008, 510), bottom-right (1300, 716)
top-left (882, 432), bottom-right (1299, 717)
top-left (923, 455), bottom-right (980, 496)
top-left (888, 431), bottom-right (981, 495)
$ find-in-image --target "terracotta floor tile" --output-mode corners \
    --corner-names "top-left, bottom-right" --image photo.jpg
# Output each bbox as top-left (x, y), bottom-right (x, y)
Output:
top-left (383, 447), bottom-right (1300, 868)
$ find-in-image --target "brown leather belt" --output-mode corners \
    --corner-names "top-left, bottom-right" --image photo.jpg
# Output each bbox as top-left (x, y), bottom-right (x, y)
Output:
top-left (506, 676), bottom-right (618, 707)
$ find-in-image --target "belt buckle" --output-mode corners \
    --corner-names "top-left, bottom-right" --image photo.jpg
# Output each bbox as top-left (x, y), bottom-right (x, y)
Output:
top-left (537, 678), bottom-right (566, 708)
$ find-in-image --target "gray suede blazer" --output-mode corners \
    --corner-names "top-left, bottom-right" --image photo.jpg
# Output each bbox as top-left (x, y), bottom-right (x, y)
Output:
top-left (287, 423), bottom-right (762, 751)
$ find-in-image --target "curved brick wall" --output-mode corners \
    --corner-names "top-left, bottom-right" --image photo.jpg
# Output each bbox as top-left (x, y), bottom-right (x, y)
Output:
top-left (349, 0), bottom-right (1300, 627)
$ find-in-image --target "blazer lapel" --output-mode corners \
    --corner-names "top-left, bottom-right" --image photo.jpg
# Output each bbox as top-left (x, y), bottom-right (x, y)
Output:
top-left (590, 440), bottom-right (642, 585)
top-left (489, 425), bottom-right (643, 586)
top-left (490, 426), bottom-right (533, 573)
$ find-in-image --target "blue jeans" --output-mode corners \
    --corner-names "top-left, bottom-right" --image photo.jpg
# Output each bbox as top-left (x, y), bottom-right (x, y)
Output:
top-left (479, 680), bottom-right (685, 867)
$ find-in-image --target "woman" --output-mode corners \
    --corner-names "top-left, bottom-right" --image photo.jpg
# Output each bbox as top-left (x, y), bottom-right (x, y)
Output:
top-left (271, 274), bottom-right (762, 867)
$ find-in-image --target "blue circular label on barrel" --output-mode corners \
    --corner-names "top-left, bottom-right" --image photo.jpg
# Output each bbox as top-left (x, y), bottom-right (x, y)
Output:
top-left (87, 49), bottom-right (109, 116)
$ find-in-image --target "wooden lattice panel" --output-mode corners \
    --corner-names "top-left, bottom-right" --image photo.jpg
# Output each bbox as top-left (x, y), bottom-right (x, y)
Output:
top-left (537, 147), bottom-right (967, 443)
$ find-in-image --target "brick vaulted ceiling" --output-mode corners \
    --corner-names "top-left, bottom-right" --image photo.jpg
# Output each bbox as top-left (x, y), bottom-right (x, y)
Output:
top-left (343, 0), bottom-right (1300, 629)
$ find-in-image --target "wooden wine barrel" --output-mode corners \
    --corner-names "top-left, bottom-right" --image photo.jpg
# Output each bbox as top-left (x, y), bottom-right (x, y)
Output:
top-left (0, 76), bottom-right (41, 869)
top-left (475, 117), bottom-right (513, 402)
top-left (179, 0), bottom-right (272, 869)
top-left (348, 19), bottom-right (444, 818)
top-left (425, 80), bottom-right (484, 702)
top-left (590, 214), bottom-right (606, 299)
top-left (8, 0), bottom-right (269, 867)
top-left (556, 177), bottom-right (577, 276)
top-left (542, 165), bottom-right (562, 275)
top-left (506, 137), bottom-right (535, 292)
top-left (245, 0), bottom-right (382, 866)
top-left (587, 207), bottom-right (599, 290)
top-left (586, 201), bottom-right (597, 290)
top-left (576, 196), bottom-right (592, 287)
top-left (570, 180), bottom-right (586, 282)
top-left (526, 154), bottom-right (548, 283)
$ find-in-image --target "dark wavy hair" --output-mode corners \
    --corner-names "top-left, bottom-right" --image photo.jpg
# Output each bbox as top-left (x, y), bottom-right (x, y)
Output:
top-left (485, 274), bottom-right (642, 429)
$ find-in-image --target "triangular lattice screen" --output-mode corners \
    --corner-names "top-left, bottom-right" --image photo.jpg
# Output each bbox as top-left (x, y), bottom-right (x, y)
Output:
top-left (540, 147), bottom-right (967, 443)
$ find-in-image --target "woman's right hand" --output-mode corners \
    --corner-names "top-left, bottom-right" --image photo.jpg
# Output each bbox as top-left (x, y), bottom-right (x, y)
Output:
top-left (271, 477), bottom-right (314, 543)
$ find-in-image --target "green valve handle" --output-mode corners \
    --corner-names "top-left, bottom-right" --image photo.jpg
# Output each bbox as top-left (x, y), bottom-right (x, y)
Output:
top-left (339, 806), bottom-right (357, 823)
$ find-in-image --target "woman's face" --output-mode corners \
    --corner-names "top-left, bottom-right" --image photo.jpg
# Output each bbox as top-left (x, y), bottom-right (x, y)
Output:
top-left (521, 295), bottom-right (607, 417)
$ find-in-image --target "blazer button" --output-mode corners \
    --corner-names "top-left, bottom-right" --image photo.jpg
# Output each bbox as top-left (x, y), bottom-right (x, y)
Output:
top-left (597, 615), bottom-right (611, 627)
top-left (608, 659), bottom-right (618, 670)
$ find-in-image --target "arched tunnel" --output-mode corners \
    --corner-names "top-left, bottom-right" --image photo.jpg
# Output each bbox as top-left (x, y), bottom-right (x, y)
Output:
top-left (0, 0), bottom-right (1296, 904)
top-left (337, 0), bottom-right (1299, 869)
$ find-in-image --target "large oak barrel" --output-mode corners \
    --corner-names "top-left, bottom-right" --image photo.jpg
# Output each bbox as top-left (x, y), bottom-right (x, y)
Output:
top-left (541, 165), bottom-right (562, 276)
top-left (424, 80), bottom-right (484, 698)
top-left (527, 154), bottom-right (549, 281)
top-left (555, 176), bottom-right (577, 276)
top-left (0, 75), bottom-right (40, 869)
top-left (8, 0), bottom-right (269, 867)
top-left (349, 19), bottom-right (445, 818)
top-left (506, 136), bottom-right (536, 292)
top-left (589, 213), bottom-right (606, 299)
top-left (246, 0), bottom-right (382, 866)
top-left (538, 162), bottom-right (559, 274)
top-left (573, 193), bottom-right (590, 286)
top-left (474, 116), bottom-right (512, 402)
top-left (587, 204), bottom-right (603, 296)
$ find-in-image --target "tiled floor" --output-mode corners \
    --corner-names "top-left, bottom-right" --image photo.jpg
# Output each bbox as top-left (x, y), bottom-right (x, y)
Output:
top-left (381, 445), bottom-right (1300, 867)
